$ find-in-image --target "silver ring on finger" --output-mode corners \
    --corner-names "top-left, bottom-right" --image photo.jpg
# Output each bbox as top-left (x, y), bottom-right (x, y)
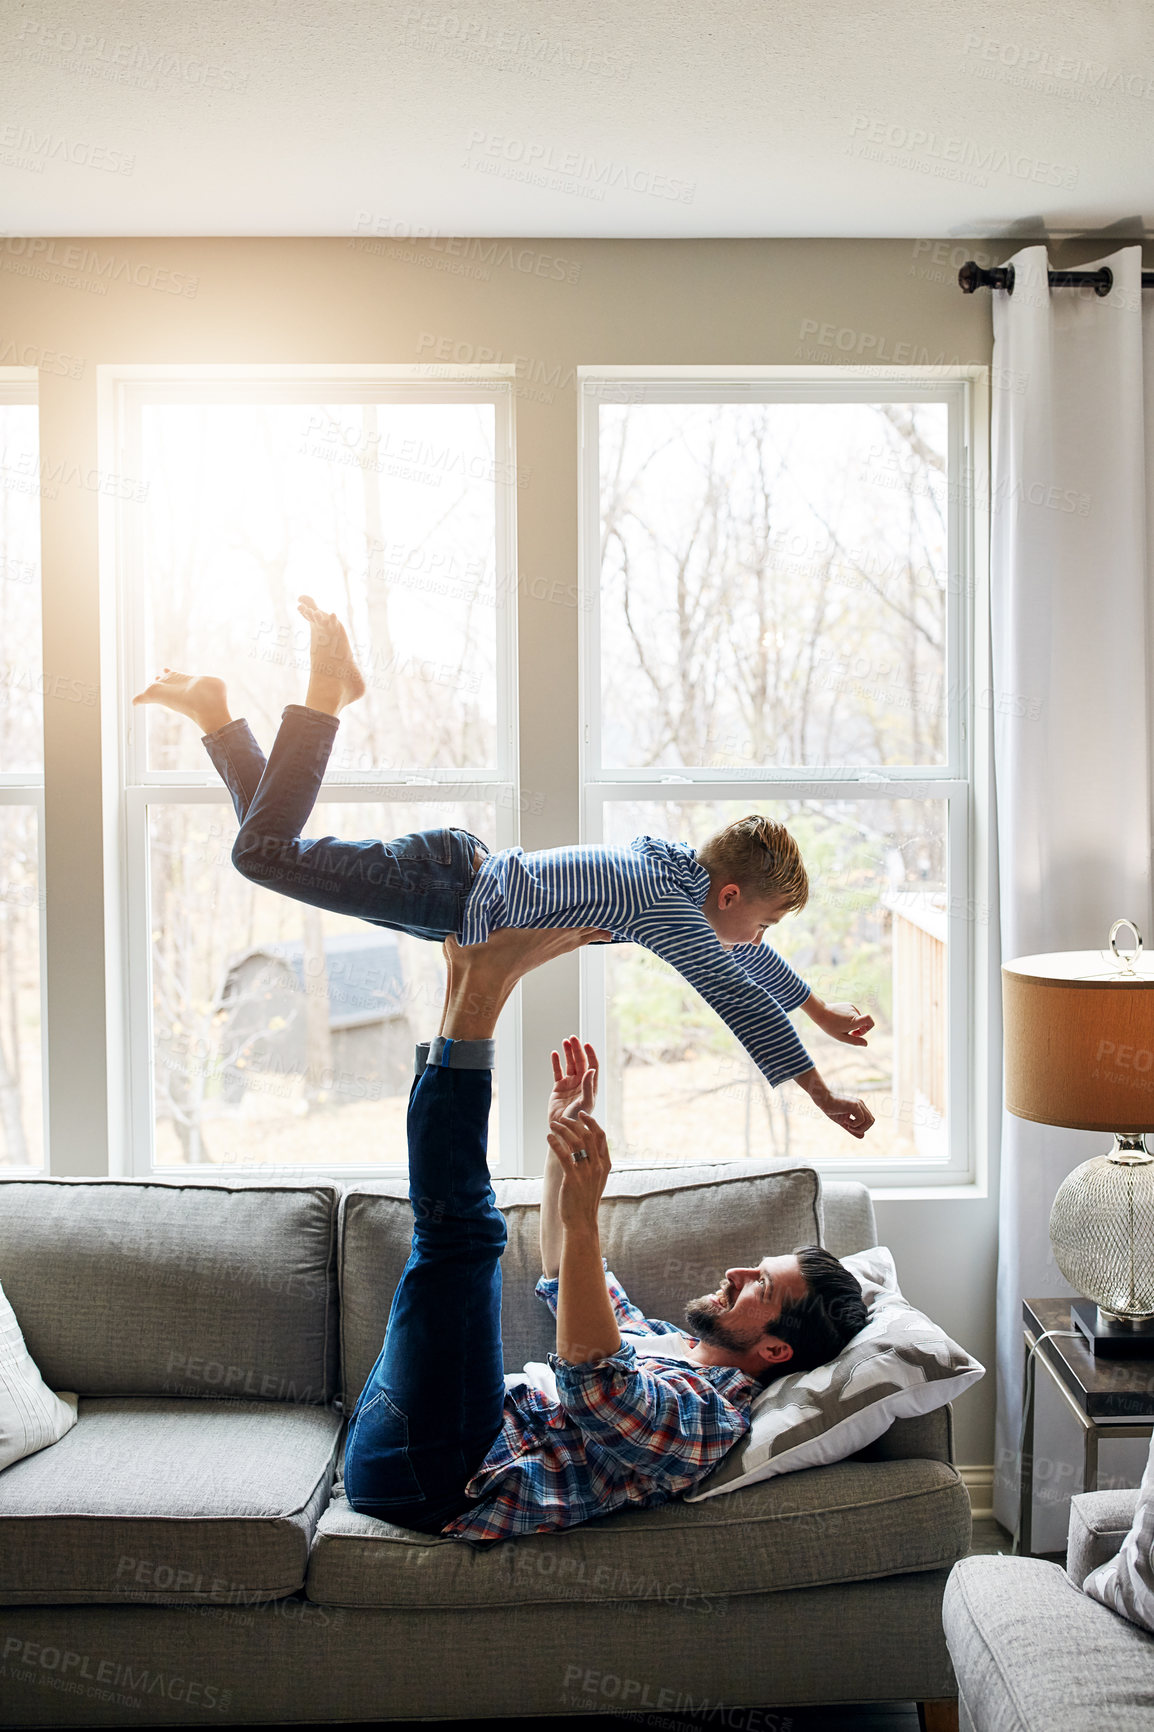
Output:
top-left (573, 1148), bottom-right (588, 1161)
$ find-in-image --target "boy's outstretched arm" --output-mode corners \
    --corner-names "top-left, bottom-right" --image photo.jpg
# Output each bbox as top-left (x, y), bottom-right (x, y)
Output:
top-left (738, 943), bottom-right (874, 1049)
top-left (800, 993), bottom-right (875, 1045)
top-left (792, 1065), bottom-right (874, 1138)
top-left (632, 900), bottom-right (875, 1139)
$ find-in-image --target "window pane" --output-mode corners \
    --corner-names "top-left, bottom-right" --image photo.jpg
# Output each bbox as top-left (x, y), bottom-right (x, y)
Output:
top-left (140, 402), bottom-right (499, 776)
top-left (599, 797), bottom-right (948, 1165)
top-left (149, 799), bottom-right (498, 1169)
top-left (0, 404), bottom-right (43, 774)
top-left (599, 401), bottom-right (948, 770)
top-left (0, 805), bottom-right (43, 1168)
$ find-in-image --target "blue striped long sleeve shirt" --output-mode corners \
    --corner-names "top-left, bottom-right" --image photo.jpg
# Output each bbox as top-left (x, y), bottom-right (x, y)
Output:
top-left (458, 835), bottom-right (814, 1088)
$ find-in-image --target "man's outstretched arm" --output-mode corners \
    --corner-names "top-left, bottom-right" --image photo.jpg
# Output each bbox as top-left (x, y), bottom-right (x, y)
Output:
top-left (540, 1037), bottom-right (598, 1279)
top-left (549, 1110), bottom-right (621, 1364)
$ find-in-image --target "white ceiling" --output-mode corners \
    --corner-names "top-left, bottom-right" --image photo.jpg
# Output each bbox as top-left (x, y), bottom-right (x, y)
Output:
top-left (1, 0), bottom-right (1152, 239)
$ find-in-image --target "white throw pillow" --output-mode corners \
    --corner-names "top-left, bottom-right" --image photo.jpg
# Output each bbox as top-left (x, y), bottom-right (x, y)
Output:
top-left (1084, 1432), bottom-right (1154, 1630)
top-left (0, 1277), bottom-right (77, 1471)
top-left (684, 1245), bottom-right (984, 1500)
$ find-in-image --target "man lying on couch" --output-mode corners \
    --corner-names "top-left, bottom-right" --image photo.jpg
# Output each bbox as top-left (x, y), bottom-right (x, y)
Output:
top-left (343, 925), bottom-right (868, 1544)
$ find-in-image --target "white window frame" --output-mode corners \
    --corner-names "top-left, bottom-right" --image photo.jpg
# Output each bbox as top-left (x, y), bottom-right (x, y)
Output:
top-left (577, 365), bottom-right (991, 1193)
top-left (101, 364), bottom-right (523, 1179)
top-left (0, 373), bottom-right (50, 1175)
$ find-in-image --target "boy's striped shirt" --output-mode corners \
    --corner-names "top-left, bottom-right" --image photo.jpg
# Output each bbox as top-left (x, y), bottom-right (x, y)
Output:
top-left (459, 834), bottom-right (813, 1088)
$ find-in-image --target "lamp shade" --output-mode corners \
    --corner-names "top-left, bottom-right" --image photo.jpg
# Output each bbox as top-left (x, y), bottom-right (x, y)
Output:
top-left (1003, 949), bottom-right (1154, 1133)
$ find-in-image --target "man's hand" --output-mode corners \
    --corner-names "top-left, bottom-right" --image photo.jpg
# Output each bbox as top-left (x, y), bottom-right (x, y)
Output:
top-left (541, 1038), bottom-right (600, 1280)
top-left (548, 1037), bottom-right (599, 1127)
top-left (794, 1067), bottom-right (875, 1140)
top-left (548, 1110), bottom-right (612, 1230)
top-left (805, 994), bottom-right (875, 1047)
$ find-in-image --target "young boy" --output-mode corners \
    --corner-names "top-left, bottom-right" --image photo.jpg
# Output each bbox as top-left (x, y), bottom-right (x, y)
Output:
top-left (135, 597), bottom-right (876, 1139)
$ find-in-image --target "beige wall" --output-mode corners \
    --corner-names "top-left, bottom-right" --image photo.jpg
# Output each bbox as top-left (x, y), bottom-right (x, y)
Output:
top-left (0, 234), bottom-right (1002, 1470)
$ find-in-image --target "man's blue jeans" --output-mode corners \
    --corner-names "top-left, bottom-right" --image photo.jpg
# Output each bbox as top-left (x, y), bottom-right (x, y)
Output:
top-left (203, 706), bottom-right (487, 941)
top-left (342, 1039), bottom-right (508, 1533)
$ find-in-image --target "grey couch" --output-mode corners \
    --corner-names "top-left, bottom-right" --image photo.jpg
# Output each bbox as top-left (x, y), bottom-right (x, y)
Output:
top-left (0, 1159), bottom-right (970, 1727)
top-left (945, 1490), bottom-right (1154, 1730)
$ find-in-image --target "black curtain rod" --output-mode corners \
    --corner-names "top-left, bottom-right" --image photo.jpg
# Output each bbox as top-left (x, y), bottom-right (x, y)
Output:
top-left (958, 261), bottom-right (1154, 296)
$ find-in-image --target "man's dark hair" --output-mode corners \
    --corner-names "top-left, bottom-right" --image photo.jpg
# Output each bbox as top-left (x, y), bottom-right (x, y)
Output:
top-left (766, 1246), bottom-right (868, 1377)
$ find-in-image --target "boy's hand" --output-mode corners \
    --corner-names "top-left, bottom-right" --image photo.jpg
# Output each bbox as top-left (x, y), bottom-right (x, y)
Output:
top-left (794, 1067), bottom-right (875, 1139)
top-left (548, 1037), bottom-right (599, 1126)
top-left (813, 1000), bottom-right (874, 1046)
top-left (814, 1091), bottom-right (875, 1139)
top-left (548, 1110), bottom-right (612, 1230)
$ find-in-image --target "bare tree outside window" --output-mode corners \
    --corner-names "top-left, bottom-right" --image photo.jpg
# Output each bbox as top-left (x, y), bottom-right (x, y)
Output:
top-left (599, 401), bottom-right (947, 772)
top-left (138, 399), bottom-right (502, 1169)
top-left (594, 399), bottom-right (953, 1167)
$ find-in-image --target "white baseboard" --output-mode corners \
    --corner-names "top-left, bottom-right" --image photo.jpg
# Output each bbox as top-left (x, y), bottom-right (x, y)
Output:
top-left (960, 1464), bottom-right (995, 1519)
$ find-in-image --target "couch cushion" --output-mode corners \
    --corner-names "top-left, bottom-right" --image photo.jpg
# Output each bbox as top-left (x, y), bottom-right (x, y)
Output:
top-left (339, 1161), bottom-right (822, 1407)
top-left (0, 1398), bottom-right (342, 1604)
top-left (820, 1179), bottom-right (878, 1257)
top-left (945, 1554), bottom-right (1154, 1732)
top-left (857, 1405), bottom-right (953, 1466)
top-left (0, 1179), bottom-right (339, 1402)
top-left (305, 1455), bottom-right (968, 1610)
top-left (1068, 1488), bottom-right (1141, 1588)
top-left (1084, 1432), bottom-right (1154, 1634)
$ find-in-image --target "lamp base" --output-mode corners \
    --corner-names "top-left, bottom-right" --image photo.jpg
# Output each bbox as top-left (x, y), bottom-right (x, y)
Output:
top-left (1071, 1298), bottom-right (1154, 1357)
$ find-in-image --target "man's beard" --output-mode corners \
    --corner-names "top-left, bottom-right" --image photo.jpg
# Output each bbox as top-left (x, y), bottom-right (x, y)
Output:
top-left (684, 1292), bottom-right (759, 1353)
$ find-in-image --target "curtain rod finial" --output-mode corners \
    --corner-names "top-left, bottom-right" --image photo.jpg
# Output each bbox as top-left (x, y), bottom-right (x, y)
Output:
top-left (958, 261), bottom-right (1015, 294)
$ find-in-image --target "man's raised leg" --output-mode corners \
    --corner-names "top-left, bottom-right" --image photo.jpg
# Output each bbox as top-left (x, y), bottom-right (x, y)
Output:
top-left (342, 926), bottom-right (610, 1533)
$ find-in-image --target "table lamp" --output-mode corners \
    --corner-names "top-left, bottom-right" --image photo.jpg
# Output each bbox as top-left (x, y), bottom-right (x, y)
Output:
top-left (1003, 920), bottom-right (1154, 1357)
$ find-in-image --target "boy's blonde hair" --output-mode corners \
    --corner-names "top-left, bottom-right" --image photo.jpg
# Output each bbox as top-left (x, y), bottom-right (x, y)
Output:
top-left (697, 815), bottom-right (809, 914)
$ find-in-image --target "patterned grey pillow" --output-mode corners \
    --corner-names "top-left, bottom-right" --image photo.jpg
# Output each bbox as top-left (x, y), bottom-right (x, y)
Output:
top-left (0, 1278), bottom-right (77, 1472)
top-left (684, 1246), bottom-right (984, 1500)
top-left (1084, 1433), bottom-right (1154, 1630)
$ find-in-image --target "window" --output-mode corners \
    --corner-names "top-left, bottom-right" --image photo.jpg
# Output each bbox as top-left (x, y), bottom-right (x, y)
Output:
top-left (579, 371), bottom-right (984, 1187)
top-left (111, 369), bottom-right (518, 1176)
top-left (104, 360), bottom-right (985, 1192)
top-left (0, 379), bottom-right (47, 1171)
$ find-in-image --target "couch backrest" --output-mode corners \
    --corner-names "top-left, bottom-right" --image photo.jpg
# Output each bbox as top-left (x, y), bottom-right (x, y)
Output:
top-left (820, 1180), bottom-right (879, 1257)
top-left (0, 1178), bottom-right (340, 1404)
top-left (339, 1160), bottom-right (831, 1409)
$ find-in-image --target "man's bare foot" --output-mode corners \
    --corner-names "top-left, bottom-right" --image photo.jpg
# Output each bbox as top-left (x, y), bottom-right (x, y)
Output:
top-left (132, 670), bottom-right (232, 735)
top-left (298, 595), bottom-right (366, 717)
top-left (441, 927), bottom-right (613, 1041)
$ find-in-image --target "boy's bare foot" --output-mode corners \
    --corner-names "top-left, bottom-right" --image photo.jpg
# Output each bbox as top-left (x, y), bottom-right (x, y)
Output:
top-left (132, 670), bottom-right (232, 735)
top-left (298, 595), bottom-right (366, 717)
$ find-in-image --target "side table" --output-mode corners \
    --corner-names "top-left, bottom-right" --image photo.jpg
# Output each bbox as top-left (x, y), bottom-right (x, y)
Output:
top-left (1021, 1298), bottom-right (1154, 1556)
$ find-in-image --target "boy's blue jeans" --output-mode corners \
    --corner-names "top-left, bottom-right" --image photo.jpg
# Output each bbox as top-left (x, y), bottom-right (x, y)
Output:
top-left (203, 706), bottom-right (487, 941)
top-left (342, 1039), bottom-right (508, 1533)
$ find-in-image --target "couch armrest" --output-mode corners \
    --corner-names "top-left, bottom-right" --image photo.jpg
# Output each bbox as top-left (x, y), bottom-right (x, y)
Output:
top-left (853, 1403), bottom-right (953, 1465)
top-left (1066, 1488), bottom-right (1139, 1587)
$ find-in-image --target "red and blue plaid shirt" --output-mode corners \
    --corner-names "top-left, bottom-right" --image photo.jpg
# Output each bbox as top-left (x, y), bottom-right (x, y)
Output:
top-left (440, 1269), bottom-right (757, 1545)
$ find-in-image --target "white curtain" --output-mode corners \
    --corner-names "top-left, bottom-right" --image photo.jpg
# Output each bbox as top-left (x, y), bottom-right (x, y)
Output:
top-left (992, 244), bottom-right (1154, 1545)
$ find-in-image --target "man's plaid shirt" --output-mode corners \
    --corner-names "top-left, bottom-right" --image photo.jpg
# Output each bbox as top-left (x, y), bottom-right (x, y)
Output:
top-left (439, 1269), bottom-right (758, 1544)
